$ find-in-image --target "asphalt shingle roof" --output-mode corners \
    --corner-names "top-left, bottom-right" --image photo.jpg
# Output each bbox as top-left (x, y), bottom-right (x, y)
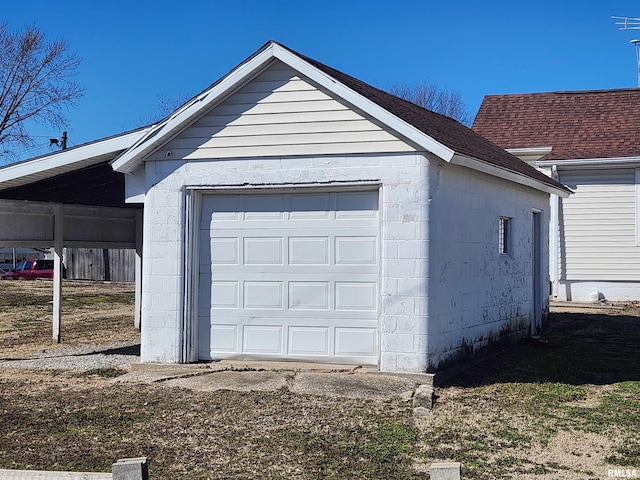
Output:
top-left (289, 45), bottom-right (567, 193)
top-left (472, 89), bottom-right (640, 161)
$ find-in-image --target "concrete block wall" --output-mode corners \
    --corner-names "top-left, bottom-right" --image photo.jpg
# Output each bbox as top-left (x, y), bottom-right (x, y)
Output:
top-left (426, 160), bottom-right (550, 370)
top-left (140, 159), bottom-right (187, 363)
top-left (137, 152), bottom-right (434, 372)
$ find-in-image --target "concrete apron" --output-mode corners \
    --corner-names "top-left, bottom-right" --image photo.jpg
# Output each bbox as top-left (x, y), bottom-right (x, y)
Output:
top-left (116, 361), bottom-right (435, 401)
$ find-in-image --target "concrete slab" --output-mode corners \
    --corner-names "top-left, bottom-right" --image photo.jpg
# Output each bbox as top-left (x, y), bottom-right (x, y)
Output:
top-left (290, 372), bottom-right (417, 400)
top-left (116, 362), bottom-right (425, 401)
top-left (206, 360), bottom-right (363, 373)
top-left (163, 370), bottom-right (288, 392)
top-left (116, 364), bottom-right (207, 383)
top-left (0, 470), bottom-right (111, 479)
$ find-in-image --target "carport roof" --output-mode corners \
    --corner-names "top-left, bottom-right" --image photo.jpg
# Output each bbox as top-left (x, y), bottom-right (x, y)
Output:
top-left (0, 127), bottom-right (149, 191)
top-left (0, 127), bottom-right (151, 208)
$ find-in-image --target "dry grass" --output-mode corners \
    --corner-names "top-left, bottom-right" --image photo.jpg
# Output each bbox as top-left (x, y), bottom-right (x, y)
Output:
top-left (0, 280), bottom-right (420, 479)
top-left (1, 282), bottom-right (640, 479)
top-left (0, 280), bottom-right (138, 358)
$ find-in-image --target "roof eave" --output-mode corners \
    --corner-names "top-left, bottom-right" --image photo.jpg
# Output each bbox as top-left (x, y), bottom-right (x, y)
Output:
top-left (537, 156), bottom-right (640, 169)
top-left (452, 153), bottom-right (571, 198)
top-left (112, 44), bottom-right (280, 174)
top-left (0, 129), bottom-right (149, 191)
top-left (506, 146), bottom-right (553, 161)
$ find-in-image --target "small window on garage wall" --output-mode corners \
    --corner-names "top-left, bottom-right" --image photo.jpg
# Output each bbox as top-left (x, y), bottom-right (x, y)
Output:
top-left (499, 216), bottom-right (510, 255)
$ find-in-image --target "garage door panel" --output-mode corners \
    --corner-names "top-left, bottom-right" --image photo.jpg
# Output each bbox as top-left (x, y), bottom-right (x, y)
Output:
top-left (201, 195), bottom-right (242, 224)
top-left (289, 193), bottom-right (331, 218)
top-left (335, 328), bottom-right (377, 355)
top-left (335, 282), bottom-right (377, 311)
top-left (208, 237), bottom-right (239, 266)
top-left (243, 237), bottom-right (283, 265)
top-left (243, 281), bottom-right (284, 309)
top-left (211, 281), bottom-right (239, 309)
top-left (288, 282), bottom-right (330, 310)
top-left (199, 190), bottom-right (379, 364)
top-left (209, 324), bottom-right (238, 352)
top-left (288, 237), bottom-right (329, 265)
top-left (243, 325), bottom-right (283, 353)
top-left (335, 236), bottom-right (377, 264)
top-left (244, 195), bottom-right (285, 220)
top-left (335, 191), bottom-right (378, 218)
top-left (288, 327), bottom-right (330, 355)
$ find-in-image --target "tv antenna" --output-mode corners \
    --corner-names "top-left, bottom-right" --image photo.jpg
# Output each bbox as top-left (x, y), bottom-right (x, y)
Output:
top-left (613, 16), bottom-right (640, 87)
top-left (612, 16), bottom-right (640, 30)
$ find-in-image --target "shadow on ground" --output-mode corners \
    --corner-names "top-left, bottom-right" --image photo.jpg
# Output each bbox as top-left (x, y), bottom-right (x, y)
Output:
top-left (81, 344), bottom-right (141, 357)
top-left (444, 310), bottom-right (640, 387)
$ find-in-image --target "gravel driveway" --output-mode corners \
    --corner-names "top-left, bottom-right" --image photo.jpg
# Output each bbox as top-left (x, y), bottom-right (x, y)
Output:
top-left (0, 339), bottom-right (140, 370)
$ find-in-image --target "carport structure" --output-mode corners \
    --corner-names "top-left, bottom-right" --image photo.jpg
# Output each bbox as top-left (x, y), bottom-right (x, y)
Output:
top-left (0, 128), bottom-right (149, 342)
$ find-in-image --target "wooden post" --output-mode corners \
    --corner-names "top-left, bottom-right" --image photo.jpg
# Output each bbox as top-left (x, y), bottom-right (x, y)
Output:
top-left (52, 205), bottom-right (64, 343)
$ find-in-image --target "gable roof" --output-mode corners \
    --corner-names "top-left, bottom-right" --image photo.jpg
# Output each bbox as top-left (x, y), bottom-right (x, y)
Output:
top-left (113, 41), bottom-right (569, 197)
top-left (472, 89), bottom-right (640, 161)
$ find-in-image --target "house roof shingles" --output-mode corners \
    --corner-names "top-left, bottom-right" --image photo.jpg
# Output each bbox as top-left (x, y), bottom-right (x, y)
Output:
top-left (291, 46), bottom-right (567, 193)
top-left (472, 88), bottom-right (640, 161)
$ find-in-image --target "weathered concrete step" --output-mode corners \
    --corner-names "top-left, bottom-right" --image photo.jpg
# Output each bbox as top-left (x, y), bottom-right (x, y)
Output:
top-left (0, 457), bottom-right (148, 480)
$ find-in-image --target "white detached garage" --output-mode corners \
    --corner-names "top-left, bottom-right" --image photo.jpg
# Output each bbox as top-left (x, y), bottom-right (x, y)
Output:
top-left (112, 41), bottom-right (569, 373)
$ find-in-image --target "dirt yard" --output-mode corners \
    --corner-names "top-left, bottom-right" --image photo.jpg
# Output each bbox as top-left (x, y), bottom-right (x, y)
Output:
top-left (0, 280), bottom-right (138, 359)
top-left (0, 281), bottom-right (639, 479)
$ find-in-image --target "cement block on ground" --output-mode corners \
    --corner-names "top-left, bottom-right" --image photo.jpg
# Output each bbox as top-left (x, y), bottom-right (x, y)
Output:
top-left (412, 384), bottom-right (434, 409)
top-left (429, 462), bottom-right (461, 480)
top-left (112, 457), bottom-right (148, 480)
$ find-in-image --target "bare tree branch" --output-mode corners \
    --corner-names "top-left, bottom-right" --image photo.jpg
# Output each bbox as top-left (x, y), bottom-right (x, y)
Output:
top-left (0, 23), bottom-right (84, 159)
top-left (389, 81), bottom-right (471, 126)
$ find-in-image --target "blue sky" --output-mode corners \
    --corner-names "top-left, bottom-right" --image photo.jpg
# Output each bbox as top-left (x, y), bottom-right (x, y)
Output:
top-left (4, 0), bottom-right (640, 160)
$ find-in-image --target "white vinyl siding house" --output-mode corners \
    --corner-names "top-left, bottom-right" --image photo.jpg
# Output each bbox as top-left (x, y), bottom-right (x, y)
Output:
top-left (558, 168), bottom-right (640, 281)
top-left (473, 89), bottom-right (640, 302)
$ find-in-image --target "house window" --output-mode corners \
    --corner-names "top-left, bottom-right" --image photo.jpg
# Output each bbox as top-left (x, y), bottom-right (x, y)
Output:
top-left (499, 217), bottom-right (510, 255)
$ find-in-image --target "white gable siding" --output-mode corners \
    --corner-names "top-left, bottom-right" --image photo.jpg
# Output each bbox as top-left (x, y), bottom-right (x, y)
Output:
top-left (559, 168), bottom-right (640, 281)
top-left (149, 61), bottom-right (415, 161)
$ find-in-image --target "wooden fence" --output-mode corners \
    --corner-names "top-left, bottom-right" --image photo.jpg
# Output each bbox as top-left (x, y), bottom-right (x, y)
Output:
top-left (64, 248), bottom-right (135, 282)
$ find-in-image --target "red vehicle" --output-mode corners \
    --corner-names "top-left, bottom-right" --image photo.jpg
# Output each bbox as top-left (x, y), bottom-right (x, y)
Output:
top-left (1, 259), bottom-right (55, 280)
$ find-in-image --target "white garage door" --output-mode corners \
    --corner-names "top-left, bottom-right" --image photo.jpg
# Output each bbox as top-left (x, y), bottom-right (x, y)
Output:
top-left (198, 190), bottom-right (380, 364)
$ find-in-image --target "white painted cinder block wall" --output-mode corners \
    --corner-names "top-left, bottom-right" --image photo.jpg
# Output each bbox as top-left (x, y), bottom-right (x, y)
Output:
top-left (426, 161), bottom-right (550, 369)
top-left (138, 152), bottom-right (433, 372)
top-left (136, 153), bottom-right (550, 373)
